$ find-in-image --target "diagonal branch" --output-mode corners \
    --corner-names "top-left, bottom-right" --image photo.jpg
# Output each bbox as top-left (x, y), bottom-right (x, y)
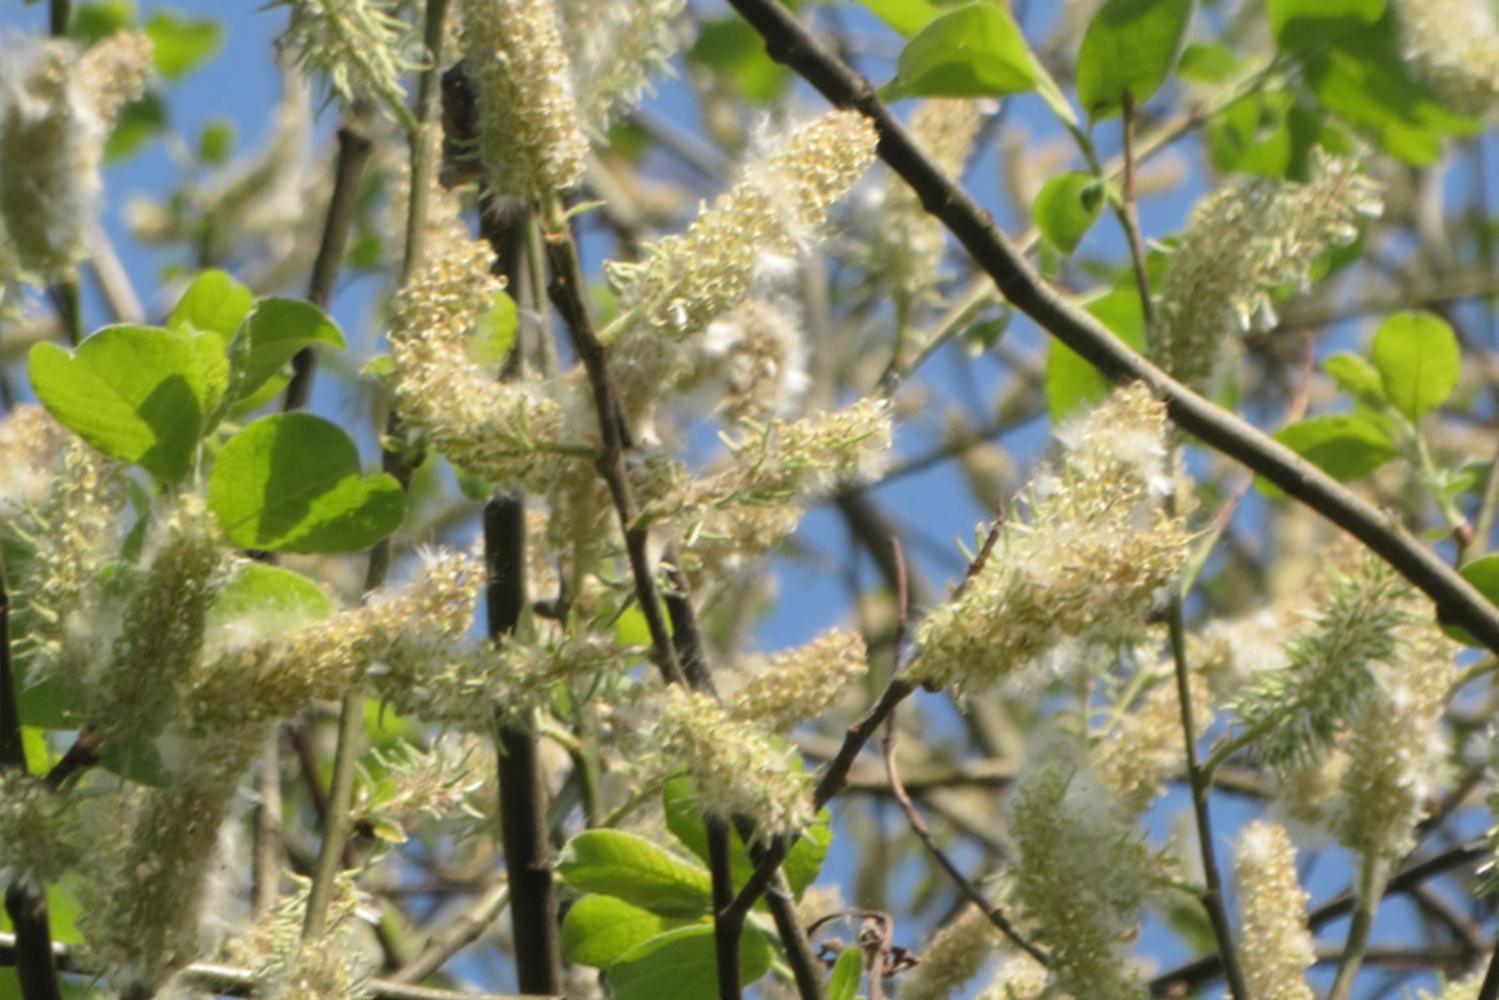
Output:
top-left (719, 0), bottom-right (1499, 657)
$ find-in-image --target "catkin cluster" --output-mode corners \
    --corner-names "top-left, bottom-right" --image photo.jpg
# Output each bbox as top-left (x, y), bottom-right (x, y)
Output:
top-left (1395, 0), bottom-right (1499, 115)
top-left (1235, 821), bottom-right (1316, 1000)
top-left (913, 383), bottom-right (1191, 696)
top-left (0, 32), bottom-right (152, 280)
top-left (1155, 150), bottom-right (1382, 391)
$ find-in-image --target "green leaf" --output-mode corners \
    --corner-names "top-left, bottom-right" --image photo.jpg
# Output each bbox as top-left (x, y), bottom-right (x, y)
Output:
top-left (1370, 311), bottom-right (1461, 422)
top-left (197, 120), bottom-right (235, 165)
top-left (608, 925), bottom-right (774, 1000)
top-left (1208, 89), bottom-right (1349, 181)
top-left (470, 290), bottom-right (519, 367)
top-left (827, 946), bottom-right (865, 1000)
top-left (145, 11), bottom-right (223, 80)
top-left (227, 297), bottom-right (346, 404)
top-left (1045, 285), bottom-right (1147, 421)
top-left (1177, 42), bottom-right (1241, 84)
top-left (1450, 554), bottom-right (1499, 645)
top-left (862, 0), bottom-right (942, 36)
top-left (888, 2), bottom-right (1039, 99)
top-left (99, 738), bottom-right (174, 788)
top-left (562, 895), bottom-right (686, 968)
top-left (556, 830), bottom-right (713, 917)
top-left (206, 563), bottom-right (334, 642)
top-left (688, 19), bottom-right (790, 103)
top-left (1076, 0), bottom-right (1195, 118)
top-left (1299, 13), bottom-right (1479, 165)
top-left (29, 325), bottom-right (224, 482)
top-left (104, 91), bottom-right (166, 164)
top-left (71, 1), bottom-right (135, 43)
top-left (1033, 172), bottom-right (1105, 254)
top-left (1268, 0), bottom-right (1384, 49)
top-left (1258, 413), bottom-right (1399, 497)
top-left (1322, 352), bottom-right (1386, 407)
top-left (169, 269), bottom-right (253, 342)
top-left (207, 413), bottom-right (406, 554)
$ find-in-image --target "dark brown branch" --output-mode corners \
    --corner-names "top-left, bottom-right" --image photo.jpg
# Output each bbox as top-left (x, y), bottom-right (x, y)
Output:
top-left (719, 0), bottom-right (1499, 656)
top-left (283, 120), bottom-right (375, 412)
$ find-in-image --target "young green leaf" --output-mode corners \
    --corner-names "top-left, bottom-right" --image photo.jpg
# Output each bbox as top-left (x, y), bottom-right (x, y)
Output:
top-left (469, 290), bottom-right (519, 367)
top-left (1046, 285), bottom-right (1147, 421)
top-left (1267, 0), bottom-right (1384, 49)
top-left (888, 2), bottom-right (1039, 99)
top-left (206, 563), bottom-right (335, 641)
top-left (863, 0), bottom-right (942, 37)
top-left (556, 830), bottom-right (713, 917)
top-left (827, 946), bottom-right (866, 1000)
top-left (1449, 554), bottom-right (1499, 646)
top-left (1076, 0), bottom-right (1195, 118)
top-left (561, 895), bottom-right (687, 968)
top-left (1033, 172), bottom-right (1105, 254)
top-left (1257, 413), bottom-right (1399, 497)
top-left (29, 324), bottom-right (225, 482)
top-left (1322, 352), bottom-right (1386, 407)
top-left (207, 413), bottom-right (406, 554)
top-left (168, 270), bottom-right (253, 342)
top-left (145, 10), bottom-right (223, 80)
top-left (1370, 311), bottom-right (1460, 422)
top-left (227, 298), bottom-right (346, 404)
top-left (607, 925), bottom-right (774, 1000)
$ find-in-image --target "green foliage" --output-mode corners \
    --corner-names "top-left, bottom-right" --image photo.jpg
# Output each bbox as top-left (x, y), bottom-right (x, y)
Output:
top-left (226, 298), bottom-right (346, 404)
top-left (469, 290), bottom-right (520, 368)
top-left (104, 91), bottom-right (167, 164)
top-left (1451, 555), bottom-right (1499, 646)
top-left (1075, 0), bottom-right (1195, 118)
top-left (606, 925), bottom-right (774, 1000)
top-left (561, 894), bottom-right (685, 967)
top-left (207, 413), bottom-right (406, 554)
top-left (1370, 311), bottom-right (1461, 422)
top-left (861, 0), bottom-right (942, 36)
top-left (1046, 285), bottom-right (1147, 421)
top-left (144, 10), bottom-right (224, 80)
top-left (206, 563), bottom-right (335, 635)
top-left (1262, 414), bottom-right (1399, 496)
top-left (556, 829), bottom-right (714, 916)
top-left (827, 946), bottom-right (865, 1000)
top-left (168, 270), bottom-right (254, 342)
top-left (29, 325), bottom-right (226, 483)
top-left (887, 2), bottom-right (1038, 99)
top-left (688, 19), bottom-right (790, 103)
top-left (1032, 172), bottom-right (1105, 254)
top-left (1267, 0), bottom-right (1385, 50)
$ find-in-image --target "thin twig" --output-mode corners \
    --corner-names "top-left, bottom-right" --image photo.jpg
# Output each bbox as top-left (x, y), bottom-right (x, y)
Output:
top-left (392, 879), bottom-right (510, 985)
top-left (1328, 855), bottom-right (1393, 1000)
top-left (880, 543), bottom-right (1045, 964)
top-left (284, 119), bottom-right (375, 411)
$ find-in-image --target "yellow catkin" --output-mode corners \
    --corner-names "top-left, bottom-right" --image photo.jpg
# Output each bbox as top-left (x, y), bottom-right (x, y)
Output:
top-left (610, 110), bottom-right (879, 340)
top-left (913, 384), bottom-right (1191, 696)
top-left (1235, 821), bottom-right (1316, 1000)
top-left (1094, 674), bottom-right (1213, 817)
top-left (461, 0), bottom-right (590, 197)
top-left (652, 687), bottom-right (813, 835)
top-left (727, 630), bottom-right (867, 732)
top-left (897, 905), bottom-right (1002, 1000)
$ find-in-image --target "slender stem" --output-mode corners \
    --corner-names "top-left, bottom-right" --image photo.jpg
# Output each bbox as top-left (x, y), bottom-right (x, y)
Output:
top-left (401, 0), bottom-right (452, 286)
top-left (252, 733), bottom-right (285, 919)
top-left (706, 816), bottom-right (743, 1000)
top-left (1477, 939), bottom-right (1499, 1000)
top-left (1327, 855), bottom-right (1392, 1000)
top-left (721, 0), bottom-right (1499, 656)
top-left (1168, 600), bottom-right (1249, 1000)
top-left (302, 690), bottom-right (362, 940)
top-left (1118, 91), bottom-right (1155, 341)
top-left (392, 879), bottom-right (511, 985)
top-left (284, 121), bottom-right (375, 411)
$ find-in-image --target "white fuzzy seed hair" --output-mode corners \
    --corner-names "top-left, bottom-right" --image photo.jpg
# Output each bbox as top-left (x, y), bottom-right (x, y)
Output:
top-left (1235, 821), bottom-right (1316, 1000)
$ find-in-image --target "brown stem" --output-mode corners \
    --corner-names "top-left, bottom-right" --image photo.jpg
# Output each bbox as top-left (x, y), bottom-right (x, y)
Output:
top-left (283, 120), bottom-right (375, 412)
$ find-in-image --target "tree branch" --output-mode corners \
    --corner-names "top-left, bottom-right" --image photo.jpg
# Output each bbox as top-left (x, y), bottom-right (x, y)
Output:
top-left (719, 0), bottom-right (1499, 656)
